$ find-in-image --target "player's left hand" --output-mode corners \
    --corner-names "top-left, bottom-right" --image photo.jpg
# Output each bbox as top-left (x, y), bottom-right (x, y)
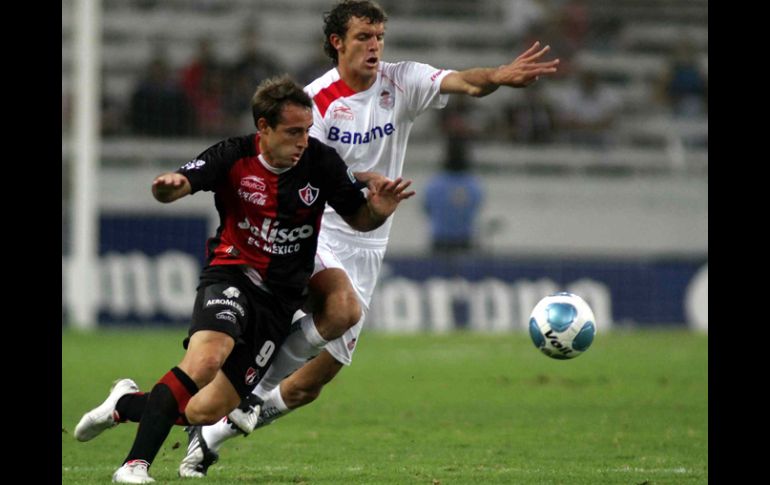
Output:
top-left (494, 41), bottom-right (560, 88)
top-left (353, 171), bottom-right (390, 192)
top-left (367, 177), bottom-right (415, 217)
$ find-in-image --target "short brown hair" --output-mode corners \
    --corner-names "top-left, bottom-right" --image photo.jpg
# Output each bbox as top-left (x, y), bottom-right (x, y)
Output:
top-left (251, 74), bottom-right (313, 128)
top-left (323, 0), bottom-right (388, 65)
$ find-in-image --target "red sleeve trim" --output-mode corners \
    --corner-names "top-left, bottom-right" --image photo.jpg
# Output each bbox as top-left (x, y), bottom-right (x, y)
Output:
top-left (313, 78), bottom-right (356, 118)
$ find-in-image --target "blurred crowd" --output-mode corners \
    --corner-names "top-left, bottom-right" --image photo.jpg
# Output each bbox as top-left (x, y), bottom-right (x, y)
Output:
top-left (63, 0), bottom-right (707, 149)
top-left (61, 0), bottom-right (707, 259)
top-left (111, 27), bottom-right (330, 138)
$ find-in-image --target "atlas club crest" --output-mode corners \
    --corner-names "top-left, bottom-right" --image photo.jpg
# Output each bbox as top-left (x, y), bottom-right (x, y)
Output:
top-left (298, 183), bottom-right (320, 206)
top-left (245, 367), bottom-right (259, 386)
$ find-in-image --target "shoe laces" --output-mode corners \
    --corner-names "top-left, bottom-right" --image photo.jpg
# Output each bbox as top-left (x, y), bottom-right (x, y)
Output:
top-left (125, 459), bottom-right (150, 473)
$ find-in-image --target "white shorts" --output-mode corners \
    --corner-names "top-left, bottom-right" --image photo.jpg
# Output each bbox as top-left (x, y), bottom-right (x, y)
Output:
top-left (309, 230), bottom-right (386, 365)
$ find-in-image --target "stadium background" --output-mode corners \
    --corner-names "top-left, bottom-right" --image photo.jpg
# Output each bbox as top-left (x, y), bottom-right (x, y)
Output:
top-left (61, 0), bottom-right (708, 333)
top-left (61, 1), bottom-right (707, 483)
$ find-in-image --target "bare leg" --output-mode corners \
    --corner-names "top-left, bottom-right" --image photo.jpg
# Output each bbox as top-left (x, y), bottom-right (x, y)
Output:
top-left (306, 268), bottom-right (361, 340)
top-left (185, 371), bottom-right (242, 425)
top-left (279, 350), bottom-right (343, 408)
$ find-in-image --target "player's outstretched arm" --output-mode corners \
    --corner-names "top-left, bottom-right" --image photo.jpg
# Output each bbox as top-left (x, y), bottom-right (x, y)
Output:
top-left (343, 177), bottom-right (415, 232)
top-left (440, 41), bottom-right (560, 97)
top-left (152, 172), bottom-right (192, 203)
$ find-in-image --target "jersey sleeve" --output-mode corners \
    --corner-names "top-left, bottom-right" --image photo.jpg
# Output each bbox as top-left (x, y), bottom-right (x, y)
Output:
top-left (392, 61), bottom-right (454, 119)
top-left (309, 114), bottom-right (326, 141)
top-left (312, 139), bottom-right (366, 216)
top-left (176, 137), bottom-right (248, 194)
top-left (305, 83), bottom-right (328, 141)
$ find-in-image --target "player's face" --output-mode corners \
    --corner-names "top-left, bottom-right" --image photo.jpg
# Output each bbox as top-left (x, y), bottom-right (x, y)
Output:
top-left (336, 16), bottom-right (385, 80)
top-left (258, 103), bottom-right (313, 169)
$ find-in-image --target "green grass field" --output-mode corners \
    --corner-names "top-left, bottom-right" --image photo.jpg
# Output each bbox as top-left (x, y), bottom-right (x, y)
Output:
top-left (62, 328), bottom-right (707, 484)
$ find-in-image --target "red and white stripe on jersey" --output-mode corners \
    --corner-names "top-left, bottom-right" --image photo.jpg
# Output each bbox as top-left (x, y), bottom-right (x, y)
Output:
top-left (313, 78), bottom-right (357, 118)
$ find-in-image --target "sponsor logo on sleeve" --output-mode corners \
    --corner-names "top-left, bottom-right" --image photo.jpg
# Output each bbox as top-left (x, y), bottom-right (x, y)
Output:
top-left (181, 159), bottom-right (206, 171)
top-left (215, 310), bottom-right (237, 324)
top-left (223, 287), bottom-right (241, 299)
top-left (205, 298), bottom-right (245, 316)
top-left (430, 69), bottom-right (445, 82)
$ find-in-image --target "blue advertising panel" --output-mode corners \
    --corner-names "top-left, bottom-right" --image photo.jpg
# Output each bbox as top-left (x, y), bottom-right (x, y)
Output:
top-left (86, 216), bottom-right (708, 331)
top-left (370, 256), bottom-right (705, 328)
top-left (97, 215), bottom-right (209, 326)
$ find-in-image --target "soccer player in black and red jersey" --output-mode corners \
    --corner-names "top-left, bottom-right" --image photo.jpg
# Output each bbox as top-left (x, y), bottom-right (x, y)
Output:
top-left (73, 74), bottom-right (413, 484)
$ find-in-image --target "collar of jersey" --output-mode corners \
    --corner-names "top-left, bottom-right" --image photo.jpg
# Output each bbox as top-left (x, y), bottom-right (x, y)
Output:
top-left (258, 153), bottom-right (292, 174)
top-left (334, 67), bottom-right (380, 95)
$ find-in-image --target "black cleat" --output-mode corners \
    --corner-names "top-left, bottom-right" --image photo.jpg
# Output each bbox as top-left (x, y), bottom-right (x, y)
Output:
top-left (178, 425), bottom-right (219, 478)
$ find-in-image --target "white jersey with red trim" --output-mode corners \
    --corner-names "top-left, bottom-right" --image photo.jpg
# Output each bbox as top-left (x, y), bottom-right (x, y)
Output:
top-left (305, 61), bottom-right (453, 247)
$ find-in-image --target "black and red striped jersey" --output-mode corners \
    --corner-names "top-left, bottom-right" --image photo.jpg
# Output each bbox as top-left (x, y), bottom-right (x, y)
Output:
top-left (177, 133), bottom-right (365, 298)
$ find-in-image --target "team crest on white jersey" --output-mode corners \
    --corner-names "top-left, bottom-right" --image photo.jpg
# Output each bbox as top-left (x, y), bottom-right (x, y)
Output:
top-left (298, 183), bottom-right (320, 206)
top-left (379, 89), bottom-right (394, 109)
top-left (332, 105), bottom-right (355, 120)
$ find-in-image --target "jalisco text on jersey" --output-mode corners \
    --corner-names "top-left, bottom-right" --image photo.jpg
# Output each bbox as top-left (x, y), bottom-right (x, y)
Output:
top-left (327, 123), bottom-right (395, 145)
top-left (237, 217), bottom-right (315, 244)
top-left (238, 217), bottom-right (314, 255)
top-left (253, 241), bottom-right (301, 255)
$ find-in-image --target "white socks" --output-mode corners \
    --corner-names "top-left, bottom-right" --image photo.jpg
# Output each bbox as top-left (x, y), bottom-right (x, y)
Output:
top-left (201, 416), bottom-right (237, 453)
top-left (200, 384), bottom-right (292, 452)
top-left (255, 385), bottom-right (290, 427)
top-left (254, 313), bottom-right (328, 395)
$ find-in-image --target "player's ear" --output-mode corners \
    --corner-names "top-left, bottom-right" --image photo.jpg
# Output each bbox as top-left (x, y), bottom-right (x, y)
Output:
top-left (330, 33), bottom-right (344, 52)
top-left (257, 117), bottom-right (270, 133)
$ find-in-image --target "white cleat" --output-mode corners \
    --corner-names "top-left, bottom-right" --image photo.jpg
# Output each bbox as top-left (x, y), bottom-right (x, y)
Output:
top-left (74, 378), bottom-right (139, 442)
top-left (226, 406), bottom-right (259, 436)
top-left (226, 394), bottom-right (262, 436)
top-left (112, 460), bottom-right (155, 483)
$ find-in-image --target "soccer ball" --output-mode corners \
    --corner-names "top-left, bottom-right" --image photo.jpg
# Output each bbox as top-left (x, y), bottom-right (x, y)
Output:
top-left (528, 292), bottom-right (597, 360)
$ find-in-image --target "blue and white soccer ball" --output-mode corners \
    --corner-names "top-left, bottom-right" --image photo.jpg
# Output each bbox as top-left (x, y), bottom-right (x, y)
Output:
top-left (529, 292), bottom-right (597, 360)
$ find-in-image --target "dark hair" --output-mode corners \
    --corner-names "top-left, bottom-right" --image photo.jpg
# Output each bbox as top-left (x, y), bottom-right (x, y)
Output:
top-left (251, 74), bottom-right (313, 128)
top-left (323, 0), bottom-right (387, 65)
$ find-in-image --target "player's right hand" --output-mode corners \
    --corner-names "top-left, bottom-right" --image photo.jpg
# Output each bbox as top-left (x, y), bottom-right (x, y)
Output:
top-left (152, 172), bottom-right (191, 203)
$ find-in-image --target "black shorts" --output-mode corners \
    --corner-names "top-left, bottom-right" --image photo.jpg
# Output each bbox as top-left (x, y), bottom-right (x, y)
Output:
top-left (186, 265), bottom-right (300, 397)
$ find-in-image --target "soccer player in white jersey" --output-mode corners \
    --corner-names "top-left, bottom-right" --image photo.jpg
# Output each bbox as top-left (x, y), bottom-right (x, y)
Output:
top-left (179, 0), bottom-right (559, 476)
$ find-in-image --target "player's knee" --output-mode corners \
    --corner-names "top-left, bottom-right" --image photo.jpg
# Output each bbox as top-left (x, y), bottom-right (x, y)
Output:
top-left (321, 290), bottom-right (361, 334)
top-left (185, 355), bottom-right (225, 385)
top-left (184, 404), bottom-right (224, 426)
